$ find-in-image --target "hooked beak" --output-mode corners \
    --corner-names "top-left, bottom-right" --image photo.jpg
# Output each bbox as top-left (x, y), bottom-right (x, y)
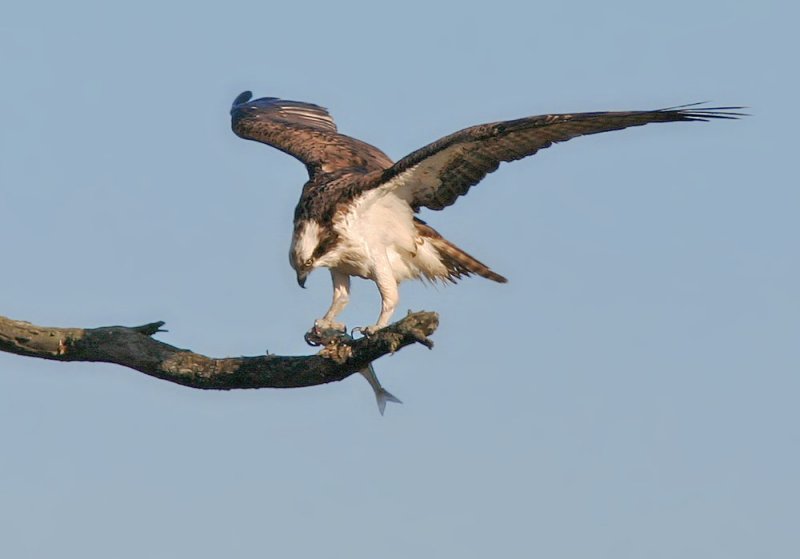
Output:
top-left (296, 271), bottom-right (308, 289)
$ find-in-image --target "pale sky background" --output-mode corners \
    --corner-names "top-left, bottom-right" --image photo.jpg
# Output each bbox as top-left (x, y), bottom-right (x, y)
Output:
top-left (1, 1), bottom-right (797, 557)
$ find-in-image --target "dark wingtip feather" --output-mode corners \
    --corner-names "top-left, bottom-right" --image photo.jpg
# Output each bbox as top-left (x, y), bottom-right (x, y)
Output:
top-left (660, 102), bottom-right (749, 121)
top-left (229, 92), bottom-right (338, 133)
top-left (231, 91), bottom-right (253, 113)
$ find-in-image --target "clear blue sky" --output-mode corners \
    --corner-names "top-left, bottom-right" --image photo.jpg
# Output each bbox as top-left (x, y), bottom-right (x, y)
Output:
top-left (1, 1), bottom-right (797, 557)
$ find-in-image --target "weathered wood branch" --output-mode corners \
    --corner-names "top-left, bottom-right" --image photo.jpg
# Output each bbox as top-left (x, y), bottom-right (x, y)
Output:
top-left (0, 312), bottom-right (438, 389)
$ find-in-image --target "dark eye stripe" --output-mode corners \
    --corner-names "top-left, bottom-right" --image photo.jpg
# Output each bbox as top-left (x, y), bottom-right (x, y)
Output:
top-left (311, 231), bottom-right (340, 260)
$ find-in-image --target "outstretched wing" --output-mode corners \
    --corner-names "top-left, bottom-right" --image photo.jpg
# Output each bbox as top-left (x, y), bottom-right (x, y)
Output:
top-left (366, 105), bottom-right (743, 210)
top-left (230, 91), bottom-right (393, 179)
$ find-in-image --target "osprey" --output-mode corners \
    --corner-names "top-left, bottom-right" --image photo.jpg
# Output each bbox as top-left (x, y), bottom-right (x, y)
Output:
top-left (231, 92), bottom-right (740, 334)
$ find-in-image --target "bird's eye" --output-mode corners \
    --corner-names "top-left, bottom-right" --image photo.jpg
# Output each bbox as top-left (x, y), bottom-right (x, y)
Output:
top-left (304, 259), bottom-right (314, 269)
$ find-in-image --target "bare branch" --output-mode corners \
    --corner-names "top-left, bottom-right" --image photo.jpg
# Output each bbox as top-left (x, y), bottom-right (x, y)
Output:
top-left (0, 312), bottom-right (438, 389)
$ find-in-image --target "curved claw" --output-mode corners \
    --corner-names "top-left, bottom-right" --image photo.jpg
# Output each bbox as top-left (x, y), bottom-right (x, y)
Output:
top-left (352, 324), bottom-right (382, 337)
top-left (305, 320), bottom-right (350, 347)
top-left (351, 326), bottom-right (365, 337)
top-left (304, 327), bottom-right (324, 347)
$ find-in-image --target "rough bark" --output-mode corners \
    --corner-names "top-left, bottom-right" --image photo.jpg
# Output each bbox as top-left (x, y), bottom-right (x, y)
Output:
top-left (0, 312), bottom-right (438, 389)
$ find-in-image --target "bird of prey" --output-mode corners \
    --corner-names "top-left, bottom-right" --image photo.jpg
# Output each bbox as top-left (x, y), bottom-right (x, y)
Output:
top-left (231, 92), bottom-right (740, 334)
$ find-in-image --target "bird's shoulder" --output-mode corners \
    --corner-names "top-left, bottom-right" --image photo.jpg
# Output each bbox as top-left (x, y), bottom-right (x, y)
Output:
top-left (293, 169), bottom-right (381, 224)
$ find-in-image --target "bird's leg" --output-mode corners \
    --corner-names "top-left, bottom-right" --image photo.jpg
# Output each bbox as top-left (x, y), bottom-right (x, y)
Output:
top-left (362, 256), bottom-right (399, 336)
top-left (314, 270), bottom-right (350, 332)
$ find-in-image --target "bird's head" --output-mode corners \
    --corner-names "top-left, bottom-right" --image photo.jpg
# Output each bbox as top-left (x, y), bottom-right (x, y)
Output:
top-left (289, 220), bottom-right (337, 288)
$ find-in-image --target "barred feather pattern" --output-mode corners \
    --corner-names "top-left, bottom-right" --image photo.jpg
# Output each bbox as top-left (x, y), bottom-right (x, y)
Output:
top-left (414, 220), bottom-right (507, 283)
top-left (232, 92), bottom-right (742, 332)
top-left (371, 105), bottom-right (745, 211)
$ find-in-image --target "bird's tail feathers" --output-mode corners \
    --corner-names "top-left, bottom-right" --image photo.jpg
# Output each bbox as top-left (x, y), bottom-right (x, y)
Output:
top-left (434, 237), bottom-right (508, 283)
top-left (414, 220), bottom-right (507, 283)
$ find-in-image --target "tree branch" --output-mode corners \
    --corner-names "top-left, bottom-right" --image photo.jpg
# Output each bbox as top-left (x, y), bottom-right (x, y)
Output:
top-left (0, 312), bottom-right (438, 389)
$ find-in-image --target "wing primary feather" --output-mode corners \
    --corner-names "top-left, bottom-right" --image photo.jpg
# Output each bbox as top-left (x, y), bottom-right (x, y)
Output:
top-left (362, 102), bottom-right (744, 211)
top-left (230, 90), bottom-right (393, 178)
top-left (231, 90), bottom-right (253, 111)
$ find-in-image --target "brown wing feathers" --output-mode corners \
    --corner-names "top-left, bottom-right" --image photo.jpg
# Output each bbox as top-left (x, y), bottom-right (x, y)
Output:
top-left (231, 92), bottom-right (742, 216)
top-left (374, 105), bottom-right (744, 211)
top-left (231, 91), bottom-right (392, 178)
